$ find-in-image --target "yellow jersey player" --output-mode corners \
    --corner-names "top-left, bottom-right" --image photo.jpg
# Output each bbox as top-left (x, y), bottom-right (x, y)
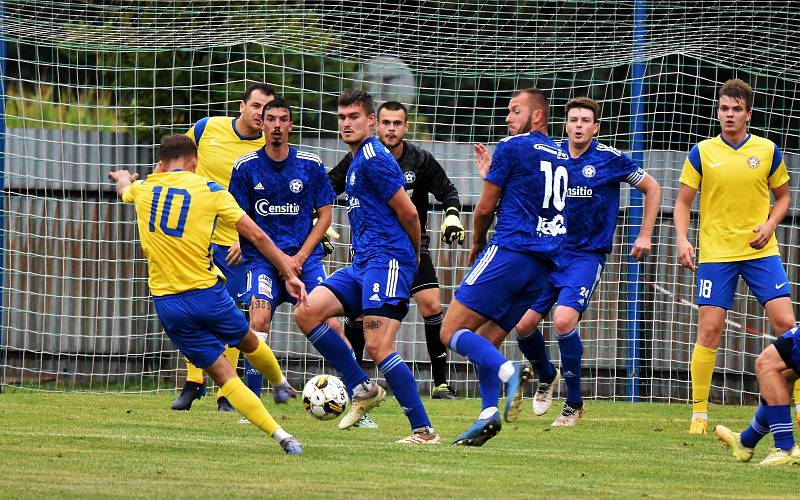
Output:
top-left (109, 134), bottom-right (306, 455)
top-left (674, 79), bottom-right (796, 436)
top-left (173, 83), bottom-right (276, 411)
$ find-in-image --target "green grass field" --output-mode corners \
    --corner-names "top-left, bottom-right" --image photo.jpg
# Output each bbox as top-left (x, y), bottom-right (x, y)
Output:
top-left (3, 391), bottom-right (800, 499)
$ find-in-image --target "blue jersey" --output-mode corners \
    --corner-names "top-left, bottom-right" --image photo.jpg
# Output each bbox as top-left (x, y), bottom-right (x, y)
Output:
top-left (484, 131), bottom-right (569, 255)
top-left (229, 146), bottom-right (336, 264)
top-left (559, 140), bottom-right (644, 254)
top-left (345, 136), bottom-right (415, 267)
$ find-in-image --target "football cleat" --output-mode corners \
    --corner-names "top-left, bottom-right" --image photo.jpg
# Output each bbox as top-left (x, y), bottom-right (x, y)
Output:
top-left (689, 416), bottom-right (708, 435)
top-left (170, 381), bottom-right (206, 411)
top-left (551, 403), bottom-right (584, 427)
top-left (503, 364), bottom-right (533, 423)
top-left (217, 396), bottom-right (236, 413)
top-left (338, 384), bottom-right (386, 430)
top-left (533, 368), bottom-right (561, 416)
top-left (273, 382), bottom-right (298, 405)
top-left (713, 425), bottom-right (754, 462)
top-left (453, 412), bottom-right (502, 446)
top-left (431, 383), bottom-right (459, 400)
top-left (353, 413), bottom-right (378, 429)
top-left (757, 445), bottom-right (800, 466)
top-left (279, 436), bottom-right (303, 456)
top-left (396, 426), bottom-right (441, 444)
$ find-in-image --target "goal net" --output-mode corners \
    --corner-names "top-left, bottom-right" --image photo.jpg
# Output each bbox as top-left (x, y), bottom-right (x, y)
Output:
top-left (2, 1), bottom-right (797, 405)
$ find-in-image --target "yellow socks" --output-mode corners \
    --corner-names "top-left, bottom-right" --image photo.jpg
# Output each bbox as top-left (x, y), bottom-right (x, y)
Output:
top-left (242, 339), bottom-right (284, 386)
top-left (185, 358), bottom-right (204, 384)
top-left (691, 343), bottom-right (717, 414)
top-left (219, 377), bottom-right (280, 436)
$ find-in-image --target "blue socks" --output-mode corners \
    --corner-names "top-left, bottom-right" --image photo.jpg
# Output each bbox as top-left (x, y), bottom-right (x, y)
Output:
top-left (741, 403), bottom-right (769, 448)
top-left (517, 329), bottom-right (555, 383)
top-left (763, 404), bottom-right (795, 451)
top-left (478, 364), bottom-right (501, 411)
top-left (557, 328), bottom-right (584, 406)
top-left (449, 328), bottom-right (509, 374)
top-left (244, 358), bottom-right (263, 397)
top-left (378, 352), bottom-right (431, 429)
top-left (308, 323), bottom-right (368, 391)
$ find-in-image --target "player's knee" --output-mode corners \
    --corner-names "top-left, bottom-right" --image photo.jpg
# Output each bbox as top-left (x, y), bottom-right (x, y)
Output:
top-left (553, 317), bottom-right (577, 335)
top-left (772, 318), bottom-right (797, 334)
top-left (294, 306), bottom-right (316, 333)
top-left (755, 347), bottom-right (779, 377)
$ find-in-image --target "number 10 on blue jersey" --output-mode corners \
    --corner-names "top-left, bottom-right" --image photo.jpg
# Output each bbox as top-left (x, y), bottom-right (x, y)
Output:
top-left (149, 186), bottom-right (191, 238)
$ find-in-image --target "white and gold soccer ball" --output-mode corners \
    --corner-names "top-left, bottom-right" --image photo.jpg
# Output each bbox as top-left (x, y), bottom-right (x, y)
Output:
top-left (302, 374), bottom-right (348, 420)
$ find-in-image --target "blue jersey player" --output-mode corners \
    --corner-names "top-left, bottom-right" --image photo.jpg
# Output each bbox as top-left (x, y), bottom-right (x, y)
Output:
top-left (294, 90), bottom-right (439, 444)
top-left (441, 88), bottom-right (567, 446)
top-left (229, 98), bottom-right (338, 406)
top-left (514, 97), bottom-right (661, 427)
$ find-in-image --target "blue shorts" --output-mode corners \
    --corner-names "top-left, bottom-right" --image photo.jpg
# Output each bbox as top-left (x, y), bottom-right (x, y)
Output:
top-left (211, 243), bottom-right (248, 305)
top-left (455, 244), bottom-right (554, 333)
top-left (773, 327), bottom-right (800, 376)
top-left (246, 258), bottom-right (327, 310)
top-left (153, 281), bottom-right (250, 369)
top-left (322, 257), bottom-right (415, 321)
top-left (696, 255), bottom-right (790, 310)
top-left (531, 251), bottom-right (605, 315)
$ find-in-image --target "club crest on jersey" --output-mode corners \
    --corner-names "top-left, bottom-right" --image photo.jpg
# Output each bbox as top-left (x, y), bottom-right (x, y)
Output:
top-left (289, 178), bottom-right (304, 193)
top-left (404, 170), bottom-right (416, 185)
top-left (582, 165), bottom-right (596, 178)
top-left (747, 156), bottom-right (760, 169)
top-left (350, 172), bottom-right (356, 185)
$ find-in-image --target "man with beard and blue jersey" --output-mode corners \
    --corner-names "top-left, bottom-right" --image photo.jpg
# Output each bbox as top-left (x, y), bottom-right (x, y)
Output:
top-left (441, 88), bottom-right (569, 447)
top-left (294, 89), bottom-right (439, 445)
top-left (229, 98), bottom-right (338, 412)
top-left (513, 97), bottom-right (661, 427)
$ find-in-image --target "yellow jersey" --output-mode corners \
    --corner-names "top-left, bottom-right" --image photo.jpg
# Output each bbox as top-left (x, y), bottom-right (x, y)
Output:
top-left (186, 116), bottom-right (263, 246)
top-left (679, 133), bottom-right (790, 263)
top-left (122, 170), bottom-right (246, 296)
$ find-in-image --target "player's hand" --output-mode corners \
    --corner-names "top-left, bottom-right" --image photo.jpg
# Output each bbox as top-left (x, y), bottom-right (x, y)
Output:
top-left (322, 226), bottom-right (340, 255)
top-left (285, 276), bottom-right (308, 309)
top-left (441, 208), bottom-right (466, 245)
top-left (282, 252), bottom-right (302, 277)
top-left (108, 170), bottom-right (138, 183)
top-left (629, 236), bottom-right (652, 261)
top-left (749, 223), bottom-right (775, 250)
top-left (468, 241), bottom-right (486, 266)
top-left (226, 241), bottom-right (242, 265)
top-left (474, 143), bottom-right (491, 179)
top-left (676, 238), bottom-right (696, 272)
top-left (290, 252), bottom-right (307, 272)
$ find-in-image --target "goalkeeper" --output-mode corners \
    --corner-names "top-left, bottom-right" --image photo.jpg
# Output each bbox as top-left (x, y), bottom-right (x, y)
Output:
top-left (328, 100), bottom-right (465, 403)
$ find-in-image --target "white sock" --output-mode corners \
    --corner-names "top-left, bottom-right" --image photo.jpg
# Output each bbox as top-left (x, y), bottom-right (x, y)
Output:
top-left (479, 406), bottom-right (499, 420)
top-left (498, 361), bottom-right (515, 383)
top-left (272, 428), bottom-right (291, 443)
top-left (795, 404), bottom-right (800, 414)
top-left (353, 380), bottom-right (374, 398)
top-left (692, 412), bottom-right (708, 421)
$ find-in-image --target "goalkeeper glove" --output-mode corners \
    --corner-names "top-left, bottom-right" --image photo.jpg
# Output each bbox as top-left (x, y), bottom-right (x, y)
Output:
top-left (441, 207), bottom-right (465, 245)
top-left (317, 222), bottom-right (340, 256)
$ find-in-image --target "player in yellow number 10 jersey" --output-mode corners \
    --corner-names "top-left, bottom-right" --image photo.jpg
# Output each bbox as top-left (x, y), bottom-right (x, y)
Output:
top-left (110, 134), bottom-right (306, 455)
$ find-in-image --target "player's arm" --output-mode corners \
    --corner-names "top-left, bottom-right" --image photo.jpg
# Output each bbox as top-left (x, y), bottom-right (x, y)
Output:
top-left (673, 183), bottom-right (698, 271)
top-left (226, 160), bottom-right (255, 266)
top-left (751, 181), bottom-right (791, 250)
top-left (388, 188), bottom-right (421, 262)
top-left (471, 180), bottom-right (501, 265)
top-left (108, 170), bottom-right (139, 198)
top-left (424, 152), bottom-right (465, 245)
top-left (295, 204), bottom-right (333, 267)
top-left (629, 173), bottom-right (662, 261)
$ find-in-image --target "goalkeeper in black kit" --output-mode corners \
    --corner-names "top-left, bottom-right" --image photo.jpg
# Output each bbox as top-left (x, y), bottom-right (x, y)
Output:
top-left (328, 101), bottom-right (465, 413)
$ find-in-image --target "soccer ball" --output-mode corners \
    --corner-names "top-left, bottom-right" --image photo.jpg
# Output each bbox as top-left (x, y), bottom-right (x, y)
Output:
top-left (302, 374), bottom-right (348, 420)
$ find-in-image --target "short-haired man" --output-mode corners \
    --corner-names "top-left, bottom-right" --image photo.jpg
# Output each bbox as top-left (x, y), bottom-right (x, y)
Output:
top-left (328, 100), bottom-right (465, 403)
top-left (294, 90), bottom-right (439, 444)
top-left (172, 83), bottom-right (276, 411)
top-left (110, 134), bottom-right (305, 454)
top-left (674, 79), bottom-right (795, 450)
top-left (229, 98), bottom-right (338, 414)
top-left (513, 97), bottom-right (661, 426)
